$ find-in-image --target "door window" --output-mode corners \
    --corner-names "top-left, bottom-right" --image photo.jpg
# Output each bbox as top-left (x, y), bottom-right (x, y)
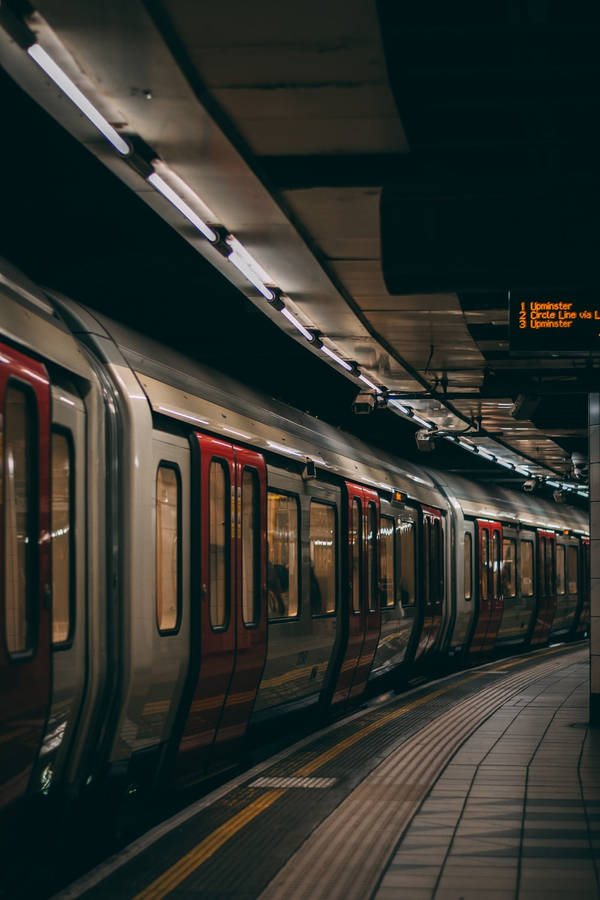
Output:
top-left (310, 501), bottom-right (336, 615)
top-left (567, 546), bottom-right (579, 594)
top-left (241, 469), bottom-right (259, 627)
top-left (492, 531), bottom-right (501, 596)
top-left (366, 502), bottom-right (378, 612)
top-left (502, 538), bottom-right (516, 598)
top-left (267, 491), bottom-right (299, 619)
top-left (520, 540), bottom-right (534, 596)
top-left (351, 498), bottom-right (361, 613)
top-left (52, 430), bottom-right (74, 644)
top-left (380, 515), bottom-right (395, 608)
top-left (209, 460), bottom-right (229, 629)
top-left (481, 529), bottom-right (489, 600)
top-left (556, 545), bottom-right (566, 596)
top-left (4, 384), bottom-right (36, 656)
top-left (464, 533), bottom-right (472, 600)
top-left (399, 520), bottom-right (416, 606)
top-left (156, 464), bottom-right (181, 633)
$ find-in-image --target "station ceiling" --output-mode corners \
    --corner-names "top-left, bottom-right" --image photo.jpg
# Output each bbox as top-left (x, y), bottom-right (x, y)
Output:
top-left (0, 0), bottom-right (595, 497)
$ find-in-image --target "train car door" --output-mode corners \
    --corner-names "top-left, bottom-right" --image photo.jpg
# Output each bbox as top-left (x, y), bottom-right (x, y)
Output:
top-left (210, 446), bottom-right (267, 764)
top-left (531, 530), bottom-right (557, 647)
top-left (349, 488), bottom-right (380, 699)
top-left (574, 537), bottom-right (590, 637)
top-left (415, 507), bottom-right (444, 658)
top-left (469, 520), bottom-right (502, 655)
top-left (330, 482), bottom-right (380, 706)
top-left (175, 434), bottom-right (267, 782)
top-left (0, 344), bottom-right (51, 813)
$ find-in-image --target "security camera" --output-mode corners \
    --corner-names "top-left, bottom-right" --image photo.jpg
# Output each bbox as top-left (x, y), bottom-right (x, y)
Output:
top-left (553, 489), bottom-right (566, 504)
top-left (522, 478), bottom-right (537, 493)
top-left (352, 391), bottom-right (376, 415)
top-left (415, 429), bottom-right (436, 452)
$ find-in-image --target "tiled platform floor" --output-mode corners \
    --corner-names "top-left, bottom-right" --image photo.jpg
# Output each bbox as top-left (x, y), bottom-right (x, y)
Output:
top-left (376, 655), bottom-right (600, 899)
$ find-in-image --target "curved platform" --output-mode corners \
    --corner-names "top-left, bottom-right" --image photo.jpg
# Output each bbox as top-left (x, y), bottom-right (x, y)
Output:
top-left (55, 644), bottom-right (595, 900)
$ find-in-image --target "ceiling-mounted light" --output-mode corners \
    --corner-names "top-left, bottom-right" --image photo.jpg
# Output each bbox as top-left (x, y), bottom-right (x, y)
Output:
top-left (457, 439), bottom-right (475, 451)
top-left (515, 466), bottom-right (532, 476)
top-left (496, 458), bottom-right (515, 469)
top-left (389, 399), bottom-right (411, 415)
top-left (147, 173), bottom-right (217, 242)
top-left (27, 44), bottom-right (131, 156)
top-left (280, 307), bottom-right (314, 341)
top-left (321, 345), bottom-right (352, 372)
top-left (412, 413), bottom-right (434, 429)
top-left (358, 373), bottom-right (381, 393)
top-left (478, 448), bottom-right (496, 461)
top-left (225, 236), bottom-right (275, 300)
top-left (546, 480), bottom-right (562, 489)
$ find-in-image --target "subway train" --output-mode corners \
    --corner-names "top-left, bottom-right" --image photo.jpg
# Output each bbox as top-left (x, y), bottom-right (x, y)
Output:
top-left (0, 260), bottom-right (589, 825)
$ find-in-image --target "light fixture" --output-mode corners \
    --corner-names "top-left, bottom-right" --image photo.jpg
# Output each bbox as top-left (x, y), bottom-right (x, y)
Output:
top-left (412, 413), bottom-right (434, 429)
top-left (225, 236), bottom-right (275, 300)
top-left (27, 44), bottom-right (131, 156)
top-left (457, 439), bottom-right (475, 451)
top-left (515, 466), bottom-right (532, 476)
top-left (389, 399), bottom-right (411, 415)
top-left (280, 307), bottom-right (314, 341)
top-left (478, 449), bottom-right (496, 461)
top-left (546, 480), bottom-right (562, 488)
top-left (496, 458), bottom-right (515, 469)
top-left (147, 173), bottom-right (217, 242)
top-left (358, 373), bottom-right (381, 393)
top-left (321, 345), bottom-right (353, 372)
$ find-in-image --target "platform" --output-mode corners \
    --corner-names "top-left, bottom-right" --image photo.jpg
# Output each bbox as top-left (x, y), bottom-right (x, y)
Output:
top-left (55, 644), bottom-right (596, 900)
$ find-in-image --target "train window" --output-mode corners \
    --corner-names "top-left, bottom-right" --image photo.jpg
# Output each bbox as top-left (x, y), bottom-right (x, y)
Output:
top-left (398, 520), bottom-right (416, 606)
top-left (464, 533), bottom-right (472, 600)
top-left (310, 501), bottom-right (336, 615)
top-left (432, 518), bottom-right (443, 604)
top-left (366, 502), bottom-right (378, 612)
top-left (519, 540), bottom-right (534, 596)
top-left (52, 430), bottom-right (74, 645)
top-left (4, 383), bottom-right (36, 656)
top-left (209, 460), bottom-right (229, 630)
top-left (567, 546), bottom-right (578, 594)
top-left (423, 519), bottom-right (431, 604)
top-left (556, 545), bottom-right (566, 596)
top-left (480, 529), bottom-right (489, 600)
top-left (380, 515), bottom-right (395, 608)
top-left (156, 464), bottom-right (181, 634)
top-left (492, 531), bottom-right (500, 596)
top-left (546, 541), bottom-right (555, 595)
top-left (267, 491), bottom-right (299, 619)
top-left (241, 469), bottom-right (259, 627)
top-left (351, 498), bottom-right (361, 613)
top-left (502, 538), bottom-right (516, 599)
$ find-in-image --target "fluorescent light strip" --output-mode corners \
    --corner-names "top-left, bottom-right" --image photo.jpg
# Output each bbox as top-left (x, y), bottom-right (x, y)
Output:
top-left (458, 440), bottom-right (475, 451)
top-left (497, 458), bottom-right (515, 469)
top-left (546, 480), bottom-right (562, 488)
top-left (27, 44), bottom-right (130, 156)
top-left (389, 399), bottom-right (411, 415)
top-left (226, 237), bottom-right (274, 300)
top-left (412, 414), bottom-right (433, 429)
top-left (280, 307), bottom-right (314, 341)
top-left (147, 173), bottom-right (216, 242)
top-left (358, 374), bottom-right (381, 393)
top-left (515, 466), bottom-right (531, 476)
top-left (321, 345), bottom-right (352, 372)
top-left (478, 449), bottom-right (495, 461)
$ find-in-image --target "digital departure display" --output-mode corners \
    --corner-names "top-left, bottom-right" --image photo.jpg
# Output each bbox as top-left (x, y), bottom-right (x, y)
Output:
top-left (509, 292), bottom-right (600, 354)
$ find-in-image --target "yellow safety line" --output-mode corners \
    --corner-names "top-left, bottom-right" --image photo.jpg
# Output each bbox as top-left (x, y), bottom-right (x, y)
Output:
top-left (133, 790), bottom-right (284, 900)
top-left (132, 642), bottom-right (579, 899)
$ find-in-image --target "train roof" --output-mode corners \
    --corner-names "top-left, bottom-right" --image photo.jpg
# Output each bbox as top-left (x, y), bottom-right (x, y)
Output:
top-left (70, 305), bottom-right (449, 508)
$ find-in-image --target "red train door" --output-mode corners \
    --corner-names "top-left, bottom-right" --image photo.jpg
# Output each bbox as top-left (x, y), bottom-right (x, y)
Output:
top-left (176, 435), bottom-right (267, 782)
top-left (210, 446), bottom-right (267, 764)
top-left (331, 482), bottom-right (381, 706)
top-left (0, 344), bottom-right (51, 813)
top-left (470, 520), bottom-right (502, 655)
top-left (415, 507), bottom-right (444, 659)
top-left (531, 530), bottom-right (557, 647)
top-left (349, 488), bottom-right (380, 699)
